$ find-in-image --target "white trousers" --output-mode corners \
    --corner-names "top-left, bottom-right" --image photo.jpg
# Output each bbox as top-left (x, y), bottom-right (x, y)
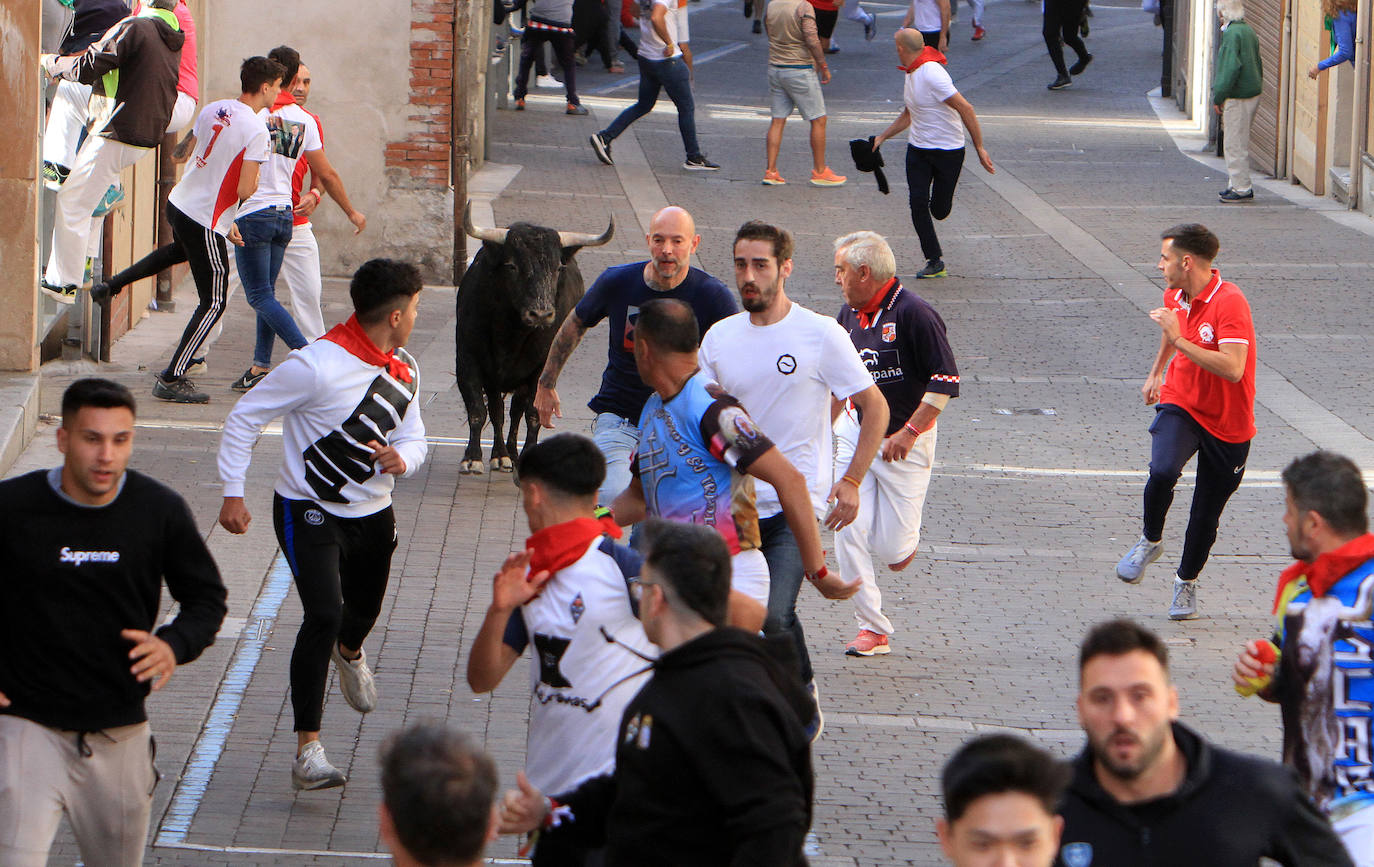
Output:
top-left (204, 222), bottom-right (325, 352)
top-left (834, 410), bottom-right (936, 636)
top-left (843, 2), bottom-right (873, 22)
top-left (1336, 806), bottom-right (1374, 867)
top-left (0, 716), bottom-right (156, 867)
top-left (166, 91), bottom-right (197, 135)
top-left (732, 548), bottom-right (771, 607)
top-left (42, 80), bottom-right (92, 170)
top-left (1222, 95), bottom-right (1260, 194)
top-left (46, 136), bottom-right (148, 287)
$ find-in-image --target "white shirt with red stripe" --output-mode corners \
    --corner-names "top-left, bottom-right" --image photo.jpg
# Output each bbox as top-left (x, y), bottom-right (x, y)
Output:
top-left (168, 98), bottom-right (269, 235)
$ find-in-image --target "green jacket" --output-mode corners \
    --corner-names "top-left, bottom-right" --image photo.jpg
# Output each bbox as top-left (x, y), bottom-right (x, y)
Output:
top-left (1213, 20), bottom-right (1262, 104)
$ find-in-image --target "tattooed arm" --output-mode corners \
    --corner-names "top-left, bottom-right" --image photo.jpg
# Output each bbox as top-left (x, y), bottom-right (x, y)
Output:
top-left (534, 312), bottom-right (589, 428)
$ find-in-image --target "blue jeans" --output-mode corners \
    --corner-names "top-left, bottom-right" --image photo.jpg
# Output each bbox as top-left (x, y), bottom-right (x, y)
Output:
top-left (592, 412), bottom-right (639, 508)
top-left (760, 513), bottom-right (813, 683)
top-left (1142, 404), bottom-right (1250, 581)
top-left (235, 206), bottom-right (305, 368)
top-left (602, 55), bottom-right (701, 160)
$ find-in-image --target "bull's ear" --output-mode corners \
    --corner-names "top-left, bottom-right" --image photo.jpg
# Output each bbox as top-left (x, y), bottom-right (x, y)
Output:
top-left (560, 246), bottom-right (579, 263)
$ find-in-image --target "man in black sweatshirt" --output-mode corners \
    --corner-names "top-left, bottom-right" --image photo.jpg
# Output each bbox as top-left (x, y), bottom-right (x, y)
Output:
top-left (0, 378), bottom-right (227, 866)
top-left (1056, 619), bottom-right (1351, 867)
top-left (495, 520), bottom-right (813, 865)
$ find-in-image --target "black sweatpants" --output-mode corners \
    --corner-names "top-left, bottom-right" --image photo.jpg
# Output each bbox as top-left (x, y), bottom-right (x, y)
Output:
top-left (274, 495), bottom-right (398, 733)
top-left (905, 144), bottom-right (965, 263)
top-left (515, 25), bottom-right (580, 105)
top-left (1043, 0), bottom-right (1088, 77)
top-left (106, 242), bottom-right (187, 293)
top-left (161, 204), bottom-right (229, 381)
top-left (1141, 404), bottom-right (1250, 582)
top-left (816, 8), bottom-right (839, 40)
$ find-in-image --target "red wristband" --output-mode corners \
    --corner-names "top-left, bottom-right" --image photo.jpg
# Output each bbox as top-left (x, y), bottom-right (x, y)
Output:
top-left (903, 422), bottom-right (923, 438)
top-left (805, 566), bottom-right (829, 583)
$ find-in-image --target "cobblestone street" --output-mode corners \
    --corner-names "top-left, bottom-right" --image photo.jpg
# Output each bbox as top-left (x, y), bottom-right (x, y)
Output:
top-left (17, 0), bottom-right (1374, 861)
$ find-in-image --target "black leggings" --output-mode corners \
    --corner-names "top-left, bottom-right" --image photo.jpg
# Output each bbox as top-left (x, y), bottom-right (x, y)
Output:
top-left (1043, 0), bottom-right (1088, 76)
top-left (106, 242), bottom-right (186, 293)
top-left (274, 495), bottom-right (398, 733)
top-left (816, 8), bottom-right (839, 40)
top-left (1142, 404), bottom-right (1250, 581)
top-left (515, 26), bottom-right (580, 104)
top-left (161, 204), bottom-right (229, 381)
top-left (905, 144), bottom-right (965, 263)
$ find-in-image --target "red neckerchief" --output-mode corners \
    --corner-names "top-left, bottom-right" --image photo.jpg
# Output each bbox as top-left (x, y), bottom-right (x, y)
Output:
top-left (526, 516), bottom-right (622, 576)
top-left (321, 314), bottom-right (413, 383)
top-left (271, 90), bottom-right (298, 111)
top-left (854, 277), bottom-right (898, 329)
top-left (1272, 533), bottom-right (1374, 611)
top-left (898, 46), bottom-right (947, 72)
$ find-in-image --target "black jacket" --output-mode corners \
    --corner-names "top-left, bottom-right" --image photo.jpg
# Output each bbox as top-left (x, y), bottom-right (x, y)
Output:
top-left (1056, 722), bottom-right (1353, 867)
top-left (51, 9), bottom-right (183, 147)
top-left (549, 628), bottom-right (813, 866)
top-left (0, 469), bottom-right (227, 732)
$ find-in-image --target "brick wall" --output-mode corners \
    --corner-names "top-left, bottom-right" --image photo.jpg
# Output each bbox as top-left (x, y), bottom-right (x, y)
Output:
top-left (385, 0), bottom-right (454, 189)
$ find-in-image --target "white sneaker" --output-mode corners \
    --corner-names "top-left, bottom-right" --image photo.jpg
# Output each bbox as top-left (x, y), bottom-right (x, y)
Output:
top-left (536, 74), bottom-right (561, 89)
top-left (1169, 576), bottom-right (1198, 620)
top-left (1116, 536), bottom-right (1163, 585)
top-left (331, 644), bottom-right (377, 713)
top-left (292, 741), bottom-right (347, 790)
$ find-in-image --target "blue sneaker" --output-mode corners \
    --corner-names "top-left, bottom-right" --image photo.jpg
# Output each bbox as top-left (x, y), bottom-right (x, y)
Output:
top-left (91, 184), bottom-right (126, 218)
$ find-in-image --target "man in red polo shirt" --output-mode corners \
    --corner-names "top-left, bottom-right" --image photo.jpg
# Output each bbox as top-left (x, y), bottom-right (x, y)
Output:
top-left (1116, 223), bottom-right (1256, 620)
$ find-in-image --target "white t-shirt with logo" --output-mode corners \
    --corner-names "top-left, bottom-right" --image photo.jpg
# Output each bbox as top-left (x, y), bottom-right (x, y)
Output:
top-left (905, 61), bottom-right (964, 150)
top-left (699, 303), bottom-right (876, 519)
top-left (168, 98), bottom-right (270, 235)
top-left (240, 101), bottom-right (323, 216)
top-left (909, 0), bottom-right (943, 32)
top-left (637, 0), bottom-right (683, 60)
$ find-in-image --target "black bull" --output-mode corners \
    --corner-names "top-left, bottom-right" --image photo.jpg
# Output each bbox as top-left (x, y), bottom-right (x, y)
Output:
top-left (455, 203), bottom-right (614, 474)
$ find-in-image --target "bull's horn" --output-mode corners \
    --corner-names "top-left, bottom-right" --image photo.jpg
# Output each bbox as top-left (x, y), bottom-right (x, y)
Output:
top-left (464, 201), bottom-right (508, 244)
top-left (557, 216), bottom-right (615, 248)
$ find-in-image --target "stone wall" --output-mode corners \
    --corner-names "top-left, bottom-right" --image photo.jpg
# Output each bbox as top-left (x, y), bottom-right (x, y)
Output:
top-left (198, 0), bottom-right (476, 283)
top-left (0, 0), bottom-right (42, 371)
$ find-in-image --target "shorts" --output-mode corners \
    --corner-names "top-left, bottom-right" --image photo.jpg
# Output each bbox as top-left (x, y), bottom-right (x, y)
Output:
top-left (768, 66), bottom-right (827, 121)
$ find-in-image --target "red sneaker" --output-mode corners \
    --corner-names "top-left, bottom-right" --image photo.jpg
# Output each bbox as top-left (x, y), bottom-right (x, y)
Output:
top-left (845, 630), bottom-right (890, 657)
top-left (972, 24), bottom-right (986, 40)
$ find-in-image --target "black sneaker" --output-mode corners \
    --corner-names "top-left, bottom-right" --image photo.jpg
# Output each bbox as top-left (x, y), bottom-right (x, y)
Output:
top-left (915, 259), bottom-right (947, 279)
top-left (1219, 187), bottom-right (1233, 196)
top-left (231, 368), bottom-right (268, 392)
top-left (153, 376), bottom-right (209, 404)
top-left (40, 281), bottom-right (77, 305)
top-left (684, 155), bottom-right (721, 171)
top-left (1219, 188), bottom-right (1254, 202)
top-left (590, 132), bottom-right (614, 165)
top-left (566, 103), bottom-right (589, 116)
top-left (41, 161), bottom-right (70, 191)
top-left (1069, 53), bottom-right (1093, 75)
top-left (1048, 74), bottom-right (1072, 90)
top-left (752, 18), bottom-right (762, 33)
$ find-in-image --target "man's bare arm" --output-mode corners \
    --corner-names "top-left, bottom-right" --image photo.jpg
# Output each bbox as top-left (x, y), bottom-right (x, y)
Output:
top-left (172, 131), bottom-right (197, 164)
top-left (534, 312), bottom-right (589, 428)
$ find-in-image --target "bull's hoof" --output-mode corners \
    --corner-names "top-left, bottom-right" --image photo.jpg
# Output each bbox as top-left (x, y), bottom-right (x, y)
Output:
top-left (460, 460), bottom-right (486, 475)
top-left (492, 456), bottom-right (514, 473)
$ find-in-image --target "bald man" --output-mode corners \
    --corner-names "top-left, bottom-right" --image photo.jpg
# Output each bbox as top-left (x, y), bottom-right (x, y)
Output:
top-left (535, 206), bottom-right (738, 506)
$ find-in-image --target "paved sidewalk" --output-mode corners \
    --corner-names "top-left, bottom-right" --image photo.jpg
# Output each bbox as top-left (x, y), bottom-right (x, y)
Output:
top-left (15, 0), bottom-right (1374, 863)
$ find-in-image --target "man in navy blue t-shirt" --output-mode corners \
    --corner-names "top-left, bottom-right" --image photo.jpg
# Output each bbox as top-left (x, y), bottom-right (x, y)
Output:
top-left (535, 205), bottom-right (737, 505)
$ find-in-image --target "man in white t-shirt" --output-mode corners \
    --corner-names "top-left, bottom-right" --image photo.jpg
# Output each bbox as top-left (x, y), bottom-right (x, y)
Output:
top-left (153, 55), bottom-right (281, 404)
top-left (901, 0), bottom-right (950, 50)
top-left (872, 29), bottom-right (994, 280)
top-left (229, 48), bottom-right (367, 394)
top-left (589, 0), bottom-right (721, 171)
top-left (467, 434), bottom-right (655, 865)
top-left (699, 221), bottom-right (882, 717)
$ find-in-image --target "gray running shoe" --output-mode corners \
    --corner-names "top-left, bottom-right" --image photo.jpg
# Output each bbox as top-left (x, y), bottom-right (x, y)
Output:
top-left (153, 376), bottom-right (209, 404)
top-left (1116, 536), bottom-right (1162, 584)
top-left (332, 644), bottom-right (377, 713)
top-left (292, 741), bottom-right (347, 790)
top-left (1169, 576), bottom-right (1198, 620)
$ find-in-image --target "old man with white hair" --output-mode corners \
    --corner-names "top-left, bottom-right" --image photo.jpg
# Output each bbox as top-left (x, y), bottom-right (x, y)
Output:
top-left (1213, 0), bottom-right (1263, 202)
